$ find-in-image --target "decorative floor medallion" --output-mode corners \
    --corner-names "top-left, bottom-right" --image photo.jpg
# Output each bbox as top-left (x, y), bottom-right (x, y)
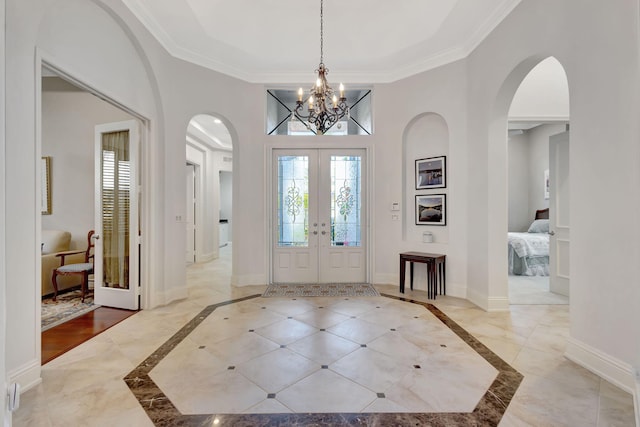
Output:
top-left (124, 294), bottom-right (523, 426)
top-left (263, 283), bottom-right (380, 297)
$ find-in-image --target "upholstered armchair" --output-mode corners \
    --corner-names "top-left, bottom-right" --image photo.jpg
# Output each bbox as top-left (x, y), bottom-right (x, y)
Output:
top-left (41, 230), bottom-right (84, 297)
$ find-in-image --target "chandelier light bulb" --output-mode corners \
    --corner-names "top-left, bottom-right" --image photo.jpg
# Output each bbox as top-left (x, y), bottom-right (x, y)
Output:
top-left (309, 95), bottom-right (314, 109)
top-left (332, 95), bottom-right (337, 108)
top-left (339, 83), bottom-right (344, 98)
top-left (298, 88), bottom-right (303, 102)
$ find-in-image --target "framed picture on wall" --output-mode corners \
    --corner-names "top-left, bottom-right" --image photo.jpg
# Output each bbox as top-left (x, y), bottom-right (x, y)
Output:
top-left (415, 194), bottom-right (446, 226)
top-left (415, 156), bottom-right (446, 189)
top-left (544, 169), bottom-right (550, 199)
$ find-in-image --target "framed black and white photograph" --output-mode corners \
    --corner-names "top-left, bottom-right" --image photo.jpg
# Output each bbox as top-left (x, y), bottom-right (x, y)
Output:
top-left (544, 169), bottom-right (550, 199)
top-left (415, 156), bottom-right (446, 189)
top-left (415, 194), bottom-right (446, 226)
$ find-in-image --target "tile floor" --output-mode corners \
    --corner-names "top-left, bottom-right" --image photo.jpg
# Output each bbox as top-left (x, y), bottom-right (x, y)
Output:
top-left (14, 245), bottom-right (636, 426)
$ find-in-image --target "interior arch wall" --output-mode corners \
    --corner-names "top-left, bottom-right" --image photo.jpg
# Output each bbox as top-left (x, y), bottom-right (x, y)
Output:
top-left (5, 0), bottom-right (163, 393)
top-left (400, 113), bottom-right (456, 295)
top-left (466, 0), bottom-right (640, 391)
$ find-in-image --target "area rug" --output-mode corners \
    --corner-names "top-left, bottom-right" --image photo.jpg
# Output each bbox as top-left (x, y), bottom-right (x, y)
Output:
top-left (262, 283), bottom-right (380, 297)
top-left (41, 289), bottom-right (99, 331)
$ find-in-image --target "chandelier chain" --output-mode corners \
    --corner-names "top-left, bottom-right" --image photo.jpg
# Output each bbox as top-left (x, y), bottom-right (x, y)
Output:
top-left (320, 0), bottom-right (324, 64)
top-left (293, 0), bottom-right (349, 135)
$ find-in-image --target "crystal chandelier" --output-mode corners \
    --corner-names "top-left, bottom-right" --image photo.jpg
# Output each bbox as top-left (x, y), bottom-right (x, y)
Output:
top-left (294, 0), bottom-right (349, 135)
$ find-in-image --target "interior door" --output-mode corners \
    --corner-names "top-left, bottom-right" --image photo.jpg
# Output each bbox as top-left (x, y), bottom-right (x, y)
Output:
top-left (272, 149), bottom-right (366, 283)
top-left (186, 163), bottom-right (195, 263)
top-left (94, 120), bottom-right (140, 310)
top-left (549, 131), bottom-right (570, 297)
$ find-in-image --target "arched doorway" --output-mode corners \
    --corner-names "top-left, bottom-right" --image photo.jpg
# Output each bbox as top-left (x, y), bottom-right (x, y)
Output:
top-left (503, 57), bottom-right (570, 305)
top-left (185, 114), bottom-right (233, 265)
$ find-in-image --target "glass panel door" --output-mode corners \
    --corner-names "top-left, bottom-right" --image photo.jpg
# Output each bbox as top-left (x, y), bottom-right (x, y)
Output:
top-left (272, 149), bottom-right (366, 284)
top-left (330, 155), bottom-right (362, 247)
top-left (272, 151), bottom-right (318, 283)
top-left (94, 120), bottom-right (139, 310)
top-left (277, 156), bottom-right (309, 248)
top-left (319, 150), bottom-right (366, 283)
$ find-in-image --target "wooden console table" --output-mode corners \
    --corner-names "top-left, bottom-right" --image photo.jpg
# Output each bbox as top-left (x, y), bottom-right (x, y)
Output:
top-left (399, 252), bottom-right (446, 299)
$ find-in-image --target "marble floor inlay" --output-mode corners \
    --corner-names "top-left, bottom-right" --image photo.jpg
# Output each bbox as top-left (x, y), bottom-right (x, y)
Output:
top-left (15, 247), bottom-right (637, 427)
top-left (124, 293), bottom-right (523, 426)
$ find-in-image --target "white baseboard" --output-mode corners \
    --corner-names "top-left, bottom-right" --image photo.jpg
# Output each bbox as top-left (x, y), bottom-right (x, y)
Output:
top-left (8, 359), bottom-right (41, 394)
top-left (148, 286), bottom-right (189, 308)
top-left (486, 296), bottom-right (510, 311)
top-left (372, 273), bottom-right (396, 285)
top-left (198, 252), bottom-right (216, 263)
top-left (445, 283), bottom-right (467, 299)
top-left (231, 274), bottom-right (267, 286)
top-left (565, 337), bottom-right (635, 394)
top-left (466, 287), bottom-right (488, 311)
top-left (466, 287), bottom-right (509, 311)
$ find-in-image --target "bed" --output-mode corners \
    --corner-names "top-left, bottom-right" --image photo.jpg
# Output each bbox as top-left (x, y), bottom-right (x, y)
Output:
top-left (508, 208), bottom-right (550, 276)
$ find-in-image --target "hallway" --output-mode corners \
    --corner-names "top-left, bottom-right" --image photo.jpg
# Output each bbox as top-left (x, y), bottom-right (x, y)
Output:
top-left (14, 246), bottom-right (635, 425)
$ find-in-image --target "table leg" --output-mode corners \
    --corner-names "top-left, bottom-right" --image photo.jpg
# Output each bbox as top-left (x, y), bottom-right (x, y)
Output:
top-left (429, 261), bottom-right (435, 299)
top-left (399, 257), bottom-right (405, 293)
top-left (410, 262), bottom-right (414, 291)
top-left (442, 260), bottom-right (447, 295)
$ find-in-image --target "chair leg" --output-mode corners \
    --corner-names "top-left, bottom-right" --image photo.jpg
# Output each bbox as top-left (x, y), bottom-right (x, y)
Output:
top-left (51, 271), bottom-right (59, 301)
top-left (81, 272), bottom-right (87, 303)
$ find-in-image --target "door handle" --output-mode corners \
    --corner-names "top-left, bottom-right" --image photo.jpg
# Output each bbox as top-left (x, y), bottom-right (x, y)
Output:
top-left (548, 230), bottom-right (555, 236)
top-left (92, 234), bottom-right (100, 240)
top-left (313, 231), bottom-right (318, 235)
top-left (321, 231), bottom-right (327, 235)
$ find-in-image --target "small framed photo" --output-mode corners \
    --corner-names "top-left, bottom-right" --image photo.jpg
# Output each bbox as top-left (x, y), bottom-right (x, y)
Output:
top-left (415, 156), bottom-right (446, 189)
top-left (544, 169), bottom-right (550, 199)
top-left (415, 194), bottom-right (446, 226)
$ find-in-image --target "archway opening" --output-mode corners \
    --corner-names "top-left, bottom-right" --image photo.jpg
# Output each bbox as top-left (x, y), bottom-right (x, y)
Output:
top-left (185, 114), bottom-right (233, 268)
top-left (504, 57), bottom-right (570, 305)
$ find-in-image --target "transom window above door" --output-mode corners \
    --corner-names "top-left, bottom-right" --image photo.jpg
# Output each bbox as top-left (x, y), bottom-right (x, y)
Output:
top-left (266, 88), bottom-right (373, 136)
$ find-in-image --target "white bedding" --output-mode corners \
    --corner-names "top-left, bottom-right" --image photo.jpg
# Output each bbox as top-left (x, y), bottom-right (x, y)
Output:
top-left (508, 232), bottom-right (550, 276)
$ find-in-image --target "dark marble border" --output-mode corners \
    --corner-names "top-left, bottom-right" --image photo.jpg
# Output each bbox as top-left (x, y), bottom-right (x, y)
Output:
top-left (124, 293), bottom-right (523, 426)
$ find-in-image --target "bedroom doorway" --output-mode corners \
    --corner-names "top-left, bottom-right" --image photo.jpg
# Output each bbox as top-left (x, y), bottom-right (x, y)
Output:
top-left (506, 57), bottom-right (570, 305)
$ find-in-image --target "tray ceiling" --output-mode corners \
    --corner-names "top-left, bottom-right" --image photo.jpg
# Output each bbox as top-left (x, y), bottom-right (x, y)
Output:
top-left (123, 0), bottom-right (522, 83)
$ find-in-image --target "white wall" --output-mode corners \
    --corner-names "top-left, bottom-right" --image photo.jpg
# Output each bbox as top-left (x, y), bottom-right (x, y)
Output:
top-left (1, 0), bottom-right (8, 423)
top-left (4, 0), bottom-right (165, 399)
top-left (508, 123), bottom-right (567, 231)
top-left (508, 132), bottom-right (529, 231)
top-left (527, 124), bottom-right (565, 214)
top-left (219, 170), bottom-right (232, 241)
top-left (41, 78), bottom-right (134, 249)
top-left (508, 56), bottom-right (570, 120)
top-left (466, 0), bottom-right (640, 388)
top-left (3, 0), bottom-right (640, 415)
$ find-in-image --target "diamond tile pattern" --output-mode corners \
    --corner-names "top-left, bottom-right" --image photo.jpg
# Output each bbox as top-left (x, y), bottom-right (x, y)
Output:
top-left (149, 296), bottom-right (498, 414)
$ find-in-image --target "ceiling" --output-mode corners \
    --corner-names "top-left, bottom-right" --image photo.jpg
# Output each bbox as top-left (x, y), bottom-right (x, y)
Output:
top-left (188, 115), bottom-right (232, 151)
top-left (122, 0), bottom-right (523, 84)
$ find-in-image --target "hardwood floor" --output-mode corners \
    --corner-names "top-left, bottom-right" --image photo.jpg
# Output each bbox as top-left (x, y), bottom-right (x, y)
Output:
top-left (41, 307), bottom-right (137, 364)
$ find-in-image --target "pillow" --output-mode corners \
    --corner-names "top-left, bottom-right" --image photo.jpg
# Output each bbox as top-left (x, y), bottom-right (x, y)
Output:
top-left (527, 219), bottom-right (549, 233)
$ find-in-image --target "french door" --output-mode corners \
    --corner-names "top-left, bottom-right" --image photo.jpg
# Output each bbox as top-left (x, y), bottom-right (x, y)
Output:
top-left (549, 131), bottom-right (570, 297)
top-left (272, 149), bottom-right (366, 283)
top-left (94, 120), bottom-right (140, 310)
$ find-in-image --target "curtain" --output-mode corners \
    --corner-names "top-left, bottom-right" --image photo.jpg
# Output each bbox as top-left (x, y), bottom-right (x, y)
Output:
top-left (102, 130), bottom-right (130, 289)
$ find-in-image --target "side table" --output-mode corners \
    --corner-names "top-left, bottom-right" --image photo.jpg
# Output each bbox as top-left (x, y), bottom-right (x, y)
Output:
top-left (399, 252), bottom-right (446, 299)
